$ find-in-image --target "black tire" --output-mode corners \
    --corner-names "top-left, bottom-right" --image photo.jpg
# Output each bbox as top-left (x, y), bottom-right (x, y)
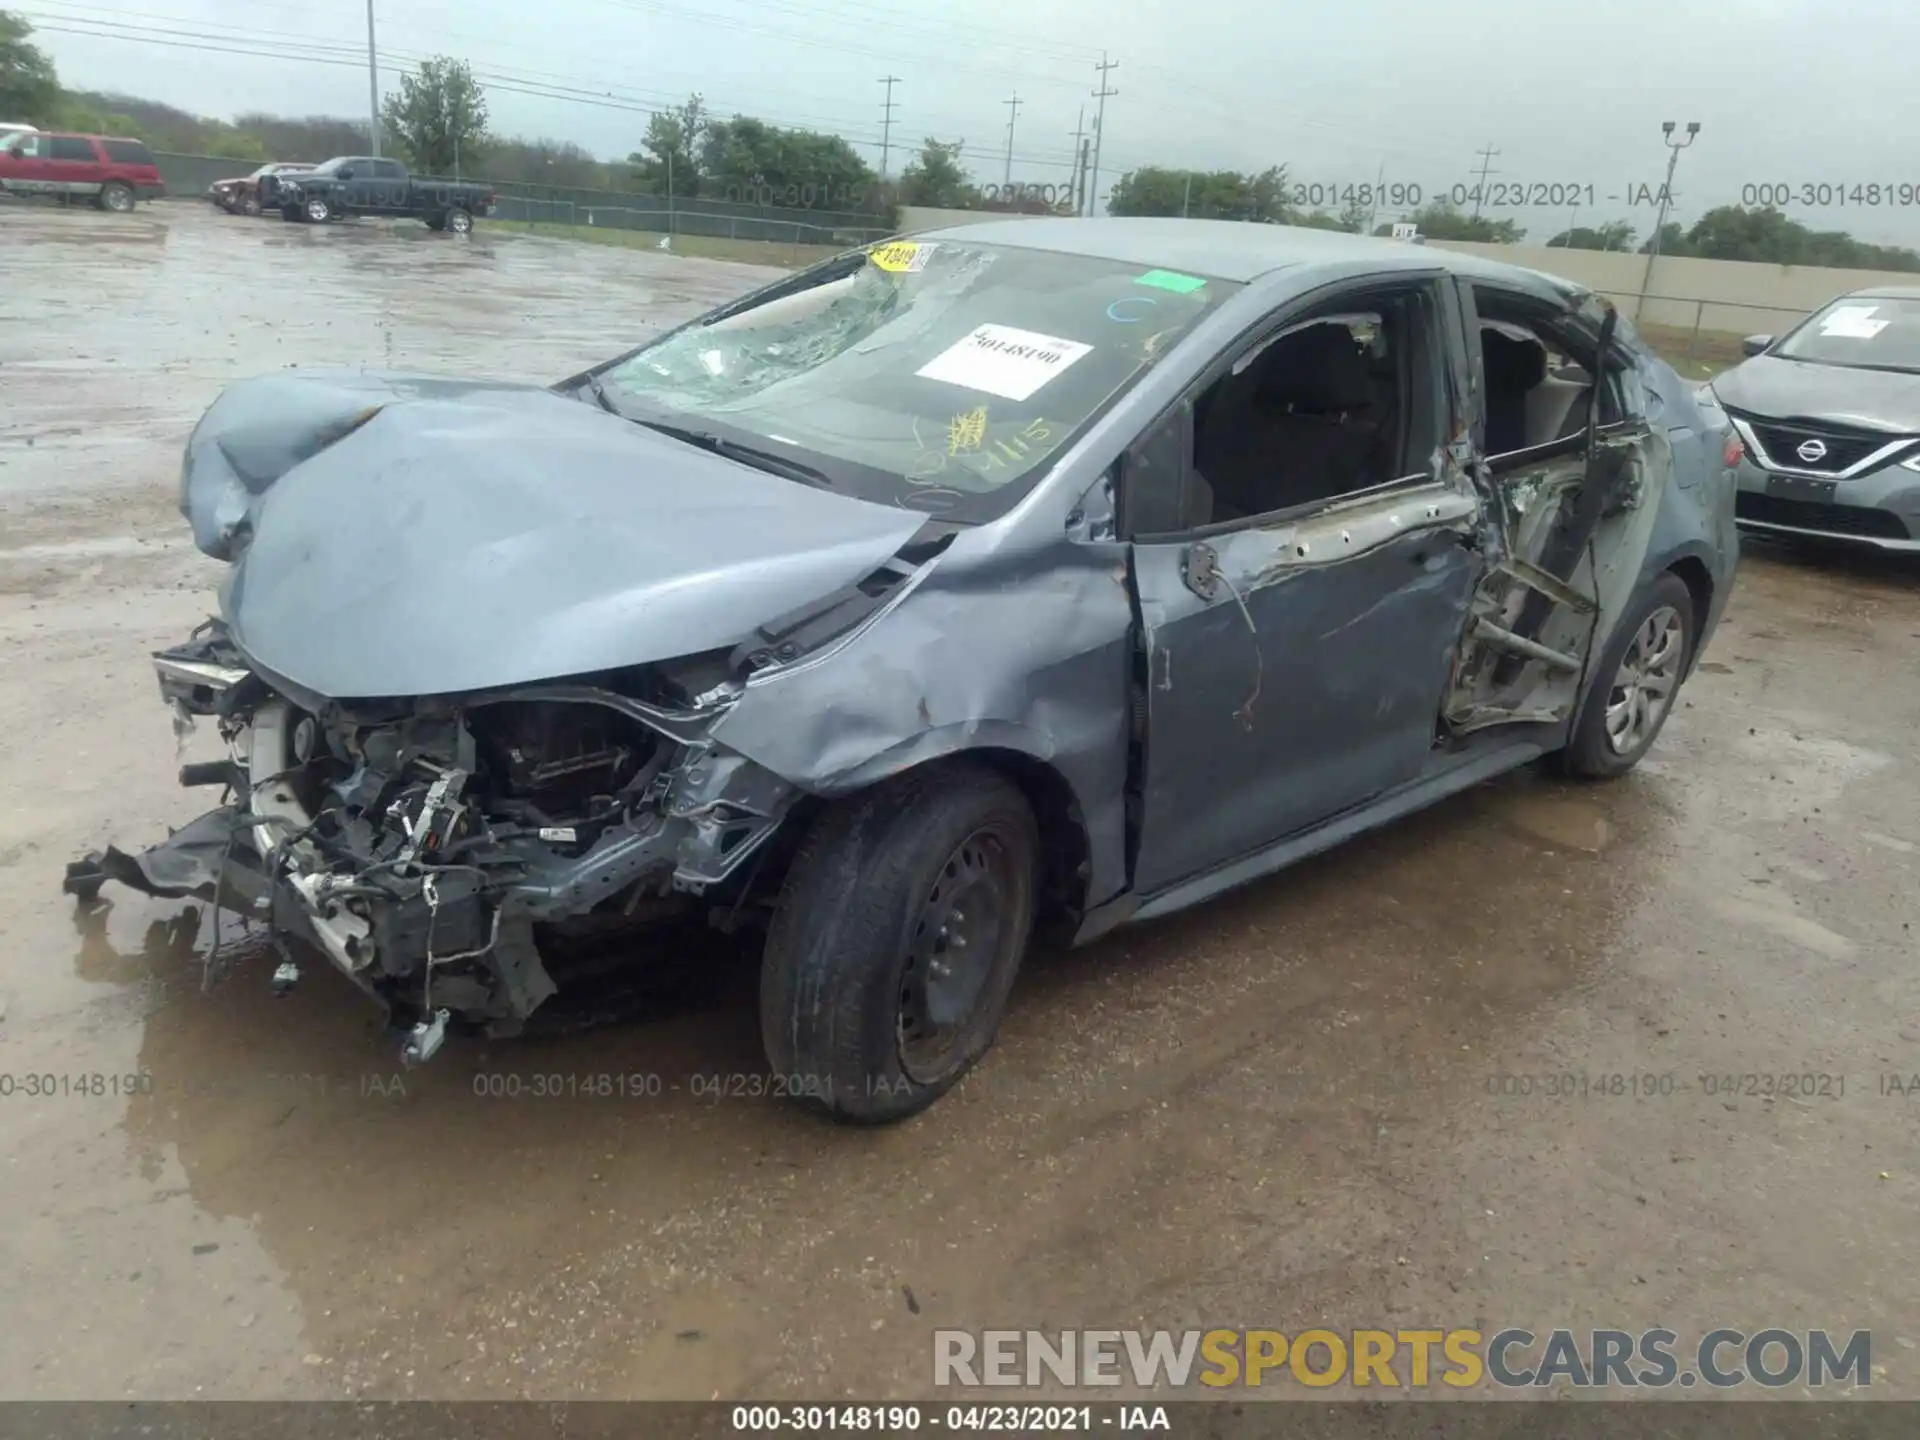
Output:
top-left (760, 761), bottom-right (1039, 1124)
top-left (444, 206), bottom-right (473, 235)
top-left (1556, 571), bottom-right (1695, 779)
top-left (99, 182), bottom-right (134, 213)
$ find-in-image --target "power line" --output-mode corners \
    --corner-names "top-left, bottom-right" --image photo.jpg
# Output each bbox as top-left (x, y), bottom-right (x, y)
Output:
top-left (29, 14), bottom-right (1083, 173)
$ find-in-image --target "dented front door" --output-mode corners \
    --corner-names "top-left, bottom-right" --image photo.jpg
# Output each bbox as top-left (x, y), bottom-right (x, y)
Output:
top-left (1128, 486), bottom-right (1480, 897)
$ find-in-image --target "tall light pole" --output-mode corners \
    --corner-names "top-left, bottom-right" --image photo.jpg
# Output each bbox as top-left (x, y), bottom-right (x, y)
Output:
top-left (1002, 93), bottom-right (1021, 188)
top-left (365, 0), bottom-right (381, 157)
top-left (1087, 52), bottom-right (1117, 216)
top-left (1636, 120), bottom-right (1699, 320)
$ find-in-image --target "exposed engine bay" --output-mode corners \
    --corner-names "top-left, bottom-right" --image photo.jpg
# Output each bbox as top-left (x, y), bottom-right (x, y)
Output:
top-left (65, 622), bottom-right (802, 1062)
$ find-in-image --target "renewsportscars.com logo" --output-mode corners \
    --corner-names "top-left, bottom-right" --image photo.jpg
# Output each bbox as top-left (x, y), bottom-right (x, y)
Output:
top-left (933, 1328), bottom-right (1871, 1391)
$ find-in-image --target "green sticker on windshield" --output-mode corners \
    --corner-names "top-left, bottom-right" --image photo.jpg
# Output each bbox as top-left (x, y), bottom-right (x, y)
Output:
top-left (1135, 269), bottom-right (1207, 294)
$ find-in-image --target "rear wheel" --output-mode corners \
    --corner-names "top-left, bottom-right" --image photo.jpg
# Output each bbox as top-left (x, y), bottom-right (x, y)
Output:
top-left (444, 206), bottom-right (473, 235)
top-left (99, 182), bottom-right (134, 213)
top-left (1557, 571), bottom-right (1694, 779)
top-left (760, 762), bottom-right (1038, 1124)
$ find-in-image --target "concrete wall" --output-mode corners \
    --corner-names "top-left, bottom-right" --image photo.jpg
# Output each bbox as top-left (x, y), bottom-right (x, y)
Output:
top-left (1428, 240), bottom-right (1912, 335)
top-left (898, 205), bottom-right (1043, 233)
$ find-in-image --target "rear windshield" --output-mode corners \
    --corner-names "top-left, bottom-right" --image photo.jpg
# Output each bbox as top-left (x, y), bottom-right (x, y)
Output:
top-left (1773, 296), bottom-right (1920, 372)
top-left (599, 239), bottom-right (1238, 521)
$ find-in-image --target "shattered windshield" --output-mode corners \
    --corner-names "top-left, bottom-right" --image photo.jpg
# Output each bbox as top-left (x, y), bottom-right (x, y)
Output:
top-left (598, 239), bottom-right (1237, 517)
top-left (1773, 296), bottom-right (1920, 371)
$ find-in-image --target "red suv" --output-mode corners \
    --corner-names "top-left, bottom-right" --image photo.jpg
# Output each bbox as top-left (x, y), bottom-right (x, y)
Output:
top-left (0, 131), bottom-right (166, 212)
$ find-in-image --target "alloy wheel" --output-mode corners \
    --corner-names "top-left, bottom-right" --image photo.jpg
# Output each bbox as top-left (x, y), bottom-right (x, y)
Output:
top-left (1604, 605), bottom-right (1685, 755)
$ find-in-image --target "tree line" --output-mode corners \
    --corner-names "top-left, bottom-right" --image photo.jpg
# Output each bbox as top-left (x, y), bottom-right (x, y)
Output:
top-left (6, 10), bottom-right (1917, 270)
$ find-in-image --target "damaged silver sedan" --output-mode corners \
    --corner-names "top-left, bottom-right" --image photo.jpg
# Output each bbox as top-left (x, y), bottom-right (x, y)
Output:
top-left (66, 218), bottom-right (1739, 1122)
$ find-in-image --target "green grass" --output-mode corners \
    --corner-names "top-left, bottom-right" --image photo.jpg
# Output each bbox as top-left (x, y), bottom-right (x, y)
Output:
top-left (1637, 322), bottom-right (1750, 381)
top-left (489, 219), bottom-right (844, 267)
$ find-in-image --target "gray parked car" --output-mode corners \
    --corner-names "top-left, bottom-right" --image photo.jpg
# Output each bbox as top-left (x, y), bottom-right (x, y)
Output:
top-left (64, 218), bottom-right (1740, 1122)
top-left (1715, 287), bottom-right (1920, 550)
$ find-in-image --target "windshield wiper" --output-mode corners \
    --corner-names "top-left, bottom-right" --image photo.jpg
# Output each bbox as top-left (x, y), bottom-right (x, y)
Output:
top-left (632, 419), bottom-right (834, 489)
top-left (582, 373), bottom-right (623, 415)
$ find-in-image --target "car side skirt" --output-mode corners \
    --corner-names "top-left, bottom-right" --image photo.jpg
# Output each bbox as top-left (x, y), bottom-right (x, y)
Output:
top-left (1072, 731), bottom-right (1552, 944)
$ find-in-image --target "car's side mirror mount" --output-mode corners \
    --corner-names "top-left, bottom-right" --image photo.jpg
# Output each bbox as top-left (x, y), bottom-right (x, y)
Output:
top-left (1741, 334), bottom-right (1772, 357)
top-left (337, 168), bottom-right (355, 180)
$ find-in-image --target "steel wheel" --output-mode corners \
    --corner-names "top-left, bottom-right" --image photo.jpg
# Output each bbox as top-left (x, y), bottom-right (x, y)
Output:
top-left (897, 823), bottom-right (1022, 1083)
top-left (446, 208), bottom-right (473, 234)
top-left (1604, 604), bottom-right (1684, 755)
top-left (304, 196), bottom-right (331, 223)
top-left (100, 183), bottom-right (133, 213)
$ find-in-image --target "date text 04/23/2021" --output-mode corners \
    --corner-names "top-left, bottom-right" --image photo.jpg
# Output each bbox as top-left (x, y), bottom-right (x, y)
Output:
top-left (729, 1405), bottom-right (1171, 1431)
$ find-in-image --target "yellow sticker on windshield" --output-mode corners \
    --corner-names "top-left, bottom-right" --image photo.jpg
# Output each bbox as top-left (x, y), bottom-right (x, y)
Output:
top-left (870, 240), bottom-right (932, 273)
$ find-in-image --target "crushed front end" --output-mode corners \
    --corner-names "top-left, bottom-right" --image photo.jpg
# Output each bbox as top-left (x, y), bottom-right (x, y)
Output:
top-left (65, 622), bottom-right (800, 1061)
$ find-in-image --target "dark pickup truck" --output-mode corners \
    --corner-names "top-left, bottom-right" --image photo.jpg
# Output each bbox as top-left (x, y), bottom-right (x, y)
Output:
top-left (273, 156), bottom-right (496, 233)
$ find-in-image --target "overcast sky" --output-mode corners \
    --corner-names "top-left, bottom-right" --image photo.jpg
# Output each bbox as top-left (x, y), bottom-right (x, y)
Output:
top-left (21, 0), bottom-right (1920, 245)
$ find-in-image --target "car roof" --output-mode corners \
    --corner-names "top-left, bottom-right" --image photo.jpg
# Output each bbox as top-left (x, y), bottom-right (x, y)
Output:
top-left (908, 215), bottom-right (1585, 300)
top-left (41, 131), bottom-right (147, 143)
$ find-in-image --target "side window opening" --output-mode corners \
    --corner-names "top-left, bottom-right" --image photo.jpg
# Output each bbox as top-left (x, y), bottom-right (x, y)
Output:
top-left (49, 135), bottom-right (96, 162)
top-left (1472, 291), bottom-right (1627, 466)
top-left (1182, 288), bottom-right (1438, 529)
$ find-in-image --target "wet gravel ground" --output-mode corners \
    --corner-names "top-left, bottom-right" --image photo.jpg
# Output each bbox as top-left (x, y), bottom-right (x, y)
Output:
top-left (1, 202), bottom-right (1918, 1402)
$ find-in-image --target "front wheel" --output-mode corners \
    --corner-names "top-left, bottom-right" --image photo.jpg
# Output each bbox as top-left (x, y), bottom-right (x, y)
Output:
top-left (1557, 571), bottom-right (1695, 779)
top-left (760, 761), bottom-right (1039, 1124)
top-left (303, 195), bottom-right (333, 223)
top-left (242, 195), bottom-right (261, 217)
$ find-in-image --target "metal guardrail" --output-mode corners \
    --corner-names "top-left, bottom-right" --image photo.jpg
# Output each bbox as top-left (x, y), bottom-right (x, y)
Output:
top-left (490, 192), bottom-right (890, 256)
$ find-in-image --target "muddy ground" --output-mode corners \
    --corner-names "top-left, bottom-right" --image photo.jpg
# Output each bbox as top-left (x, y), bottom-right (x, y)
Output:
top-left (1, 202), bottom-right (1917, 1402)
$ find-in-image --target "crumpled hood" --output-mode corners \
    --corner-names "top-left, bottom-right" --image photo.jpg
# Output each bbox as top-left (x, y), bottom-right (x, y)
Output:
top-left (1714, 354), bottom-right (1920, 433)
top-left (189, 371), bottom-right (927, 699)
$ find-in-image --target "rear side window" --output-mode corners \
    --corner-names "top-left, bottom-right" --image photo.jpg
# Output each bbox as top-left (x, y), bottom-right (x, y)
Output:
top-left (373, 159), bottom-right (404, 179)
top-left (49, 136), bottom-right (97, 162)
top-left (102, 140), bottom-right (154, 165)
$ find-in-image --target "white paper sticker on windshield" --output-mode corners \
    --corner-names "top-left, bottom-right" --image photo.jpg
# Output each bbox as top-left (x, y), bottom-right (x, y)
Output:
top-left (1818, 304), bottom-right (1888, 339)
top-left (915, 324), bottom-right (1093, 401)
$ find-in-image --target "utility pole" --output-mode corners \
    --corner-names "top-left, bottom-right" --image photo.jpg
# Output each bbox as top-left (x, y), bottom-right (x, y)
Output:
top-left (1075, 137), bottom-right (1091, 216)
top-left (1002, 93), bottom-right (1021, 188)
top-left (877, 75), bottom-right (900, 179)
top-left (1468, 143), bottom-right (1499, 218)
top-left (1088, 52), bottom-right (1117, 216)
top-left (1068, 107), bottom-right (1085, 209)
top-left (1636, 120), bottom-right (1700, 321)
top-left (365, 0), bottom-right (381, 156)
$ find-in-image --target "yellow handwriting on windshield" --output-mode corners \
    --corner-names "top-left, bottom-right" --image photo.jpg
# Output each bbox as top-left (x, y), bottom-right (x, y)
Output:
top-left (947, 405), bottom-right (989, 455)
